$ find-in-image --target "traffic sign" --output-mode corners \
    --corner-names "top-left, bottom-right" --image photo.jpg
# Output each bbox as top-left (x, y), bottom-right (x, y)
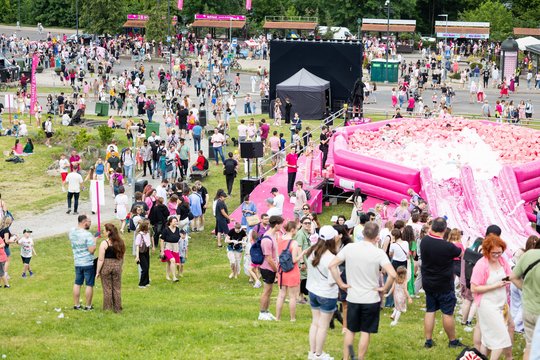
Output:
top-left (222, 57), bottom-right (230, 66)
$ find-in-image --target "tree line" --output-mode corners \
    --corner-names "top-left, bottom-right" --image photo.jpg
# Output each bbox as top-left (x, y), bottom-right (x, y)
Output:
top-left (1, 0), bottom-right (536, 41)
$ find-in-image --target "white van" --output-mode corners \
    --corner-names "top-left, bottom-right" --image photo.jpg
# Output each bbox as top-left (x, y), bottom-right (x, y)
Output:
top-left (317, 26), bottom-right (354, 40)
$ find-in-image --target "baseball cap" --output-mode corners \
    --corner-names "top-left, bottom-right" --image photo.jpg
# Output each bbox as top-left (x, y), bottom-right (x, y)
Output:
top-left (23, 229), bottom-right (33, 234)
top-left (319, 225), bottom-right (338, 241)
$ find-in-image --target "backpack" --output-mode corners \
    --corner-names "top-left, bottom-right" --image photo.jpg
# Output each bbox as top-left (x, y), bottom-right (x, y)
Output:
top-left (456, 347), bottom-right (488, 360)
top-left (41, 121), bottom-right (46, 130)
top-left (250, 234), bottom-right (270, 266)
top-left (463, 248), bottom-right (483, 289)
top-left (137, 233), bottom-right (148, 253)
top-left (202, 157), bottom-right (209, 170)
top-left (129, 216), bottom-right (137, 231)
top-left (148, 101), bottom-right (155, 111)
top-left (278, 240), bottom-right (295, 273)
top-left (113, 173), bottom-right (122, 186)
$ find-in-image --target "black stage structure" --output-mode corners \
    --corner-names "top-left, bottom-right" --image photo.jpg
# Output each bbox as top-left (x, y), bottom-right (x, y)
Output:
top-left (269, 39), bottom-right (363, 115)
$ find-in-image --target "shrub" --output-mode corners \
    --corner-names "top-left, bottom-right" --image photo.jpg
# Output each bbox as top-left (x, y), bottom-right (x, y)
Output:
top-left (97, 125), bottom-right (115, 145)
top-left (72, 128), bottom-right (92, 151)
top-left (449, 72), bottom-right (461, 80)
top-left (469, 62), bottom-right (483, 70)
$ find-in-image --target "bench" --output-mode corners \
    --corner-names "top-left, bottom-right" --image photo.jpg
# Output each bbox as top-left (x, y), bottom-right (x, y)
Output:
top-left (190, 170), bottom-right (209, 181)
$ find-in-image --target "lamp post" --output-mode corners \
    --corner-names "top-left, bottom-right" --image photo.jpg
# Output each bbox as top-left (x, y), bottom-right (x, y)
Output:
top-left (438, 14), bottom-right (448, 47)
top-left (76, 0), bottom-right (79, 39)
top-left (385, 0), bottom-right (390, 83)
top-left (129, 125), bottom-right (139, 200)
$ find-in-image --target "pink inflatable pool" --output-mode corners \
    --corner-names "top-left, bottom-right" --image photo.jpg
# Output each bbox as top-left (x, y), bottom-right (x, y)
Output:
top-left (333, 117), bottom-right (540, 251)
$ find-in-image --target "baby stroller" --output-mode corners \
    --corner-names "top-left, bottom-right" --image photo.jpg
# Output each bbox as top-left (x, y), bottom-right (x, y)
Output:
top-left (70, 108), bottom-right (84, 125)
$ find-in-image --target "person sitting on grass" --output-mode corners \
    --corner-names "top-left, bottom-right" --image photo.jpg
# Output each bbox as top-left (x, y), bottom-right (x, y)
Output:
top-left (191, 149), bottom-right (207, 172)
top-left (22, 137), bottom-right (34, 155)
top-left (11, 138), bottom-right (23, 155)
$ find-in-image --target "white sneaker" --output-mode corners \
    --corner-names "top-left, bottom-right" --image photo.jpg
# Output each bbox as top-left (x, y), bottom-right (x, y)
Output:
top-left (253, 280), bottom-right (262, 288)
top-left (308, 352), bottom-right (315, 360)
top-left (464, 326), bottom-right (474, 333)
top-left (258, 312), bottom-right (269, 321)
top-left (313, 352), bottom-right (334, 360)
top-left (266, 312), bottom-right (277, 321)
top-left (390, 320), bottom-right (398, 326)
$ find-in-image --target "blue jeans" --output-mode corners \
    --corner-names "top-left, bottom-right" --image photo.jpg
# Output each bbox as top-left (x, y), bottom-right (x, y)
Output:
top-left (123, 165), bottom-right (133, 185)
top-left (244, 103), bottom-right (252, 114)
top-left (147, 110), bottom-right (154, 122)
top-left (214, 146), bottom-right (225, 164)
top-left (193, 135), bottom-right (201, 152)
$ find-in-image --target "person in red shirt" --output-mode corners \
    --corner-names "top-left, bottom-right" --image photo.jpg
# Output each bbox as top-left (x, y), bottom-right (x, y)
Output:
top-left (285, 147), bottom-right (298, 195)
top-left (69, 150), bottom-right (82, 172)
top-left (191, 150), bottom-right (207, 171)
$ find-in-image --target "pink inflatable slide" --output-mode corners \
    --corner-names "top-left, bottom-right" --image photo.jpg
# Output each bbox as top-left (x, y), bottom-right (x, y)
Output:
top-left (332, 119), bottom-right (540, 252)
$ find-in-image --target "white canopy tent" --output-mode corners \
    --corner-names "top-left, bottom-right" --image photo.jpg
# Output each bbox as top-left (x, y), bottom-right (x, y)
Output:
top-left (516, 36), bottom-right (540, 51)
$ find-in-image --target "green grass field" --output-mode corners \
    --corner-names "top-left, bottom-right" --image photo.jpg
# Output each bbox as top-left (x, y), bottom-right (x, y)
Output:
top-left (0, 112), bottom-right (528, 359)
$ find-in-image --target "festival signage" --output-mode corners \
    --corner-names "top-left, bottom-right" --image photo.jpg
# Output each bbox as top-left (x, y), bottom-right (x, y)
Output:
top-left (29, 53), bottom-right (38, 116)
top-left (436, 32), bottom-right (489, 39)
top-left (195, 14), bottom-right (246, 21)
top-left (177, 0), bottom-right (183, 10)
top-left (127, 14), bottom-right (149, 21)
top-left (246, 0), bottom-right (252, 10)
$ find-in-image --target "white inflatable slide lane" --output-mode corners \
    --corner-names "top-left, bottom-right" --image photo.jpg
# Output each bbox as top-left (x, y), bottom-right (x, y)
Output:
top-left (420, 167), bottom-right (480, 240)
top-left (421, 166), bottom-right (535, 253)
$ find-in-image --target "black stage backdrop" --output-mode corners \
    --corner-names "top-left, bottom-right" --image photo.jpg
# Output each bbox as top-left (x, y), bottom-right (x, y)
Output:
top-left (269, 39), bottom-right (363, 112)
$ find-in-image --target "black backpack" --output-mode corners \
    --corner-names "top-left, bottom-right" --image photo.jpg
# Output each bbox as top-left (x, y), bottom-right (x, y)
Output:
top-left (203, 157), bottom-right (209, 170)
top-left (41, 121), bottom-right (46, 130)
top-left (463, 248), bottom-right (483, 289)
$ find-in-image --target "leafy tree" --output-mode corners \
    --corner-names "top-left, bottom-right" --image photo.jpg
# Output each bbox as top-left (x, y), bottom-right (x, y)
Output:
top-left (145, 2), bottom-right (171, 42)
top-left (509, 0), bottom-right (540, 27)
top-left (459, 0), bottom-right (514, 41)
top-left (80, 0), bottom-right (126, 35)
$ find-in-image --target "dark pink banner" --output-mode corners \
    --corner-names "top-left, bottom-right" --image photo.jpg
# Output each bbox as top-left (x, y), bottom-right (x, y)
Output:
top-left (127, 14), bottom-right (149, 20)
top-left (195, 14), bottom-right (246, 21)
top-left (177, 0), bottom-right (183, 10)
top-left (29, 53), bottom-right (38, 116)
top-left (246, 0), bottom-right (252, 10)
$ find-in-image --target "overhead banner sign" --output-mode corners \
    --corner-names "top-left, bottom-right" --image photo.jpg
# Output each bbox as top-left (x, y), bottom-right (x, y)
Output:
top-left (195, 14), bottom-right (246, 21)
top-left (29, 53), bottom-right (38, 116)
top-left (436, 32), bottom-right (489, 39)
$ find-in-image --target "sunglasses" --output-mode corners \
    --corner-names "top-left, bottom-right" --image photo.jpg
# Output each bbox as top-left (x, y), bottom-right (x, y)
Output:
top-left (303, 221), bottom-right (312, 225)
top-left (303, 207), bottom-right (310, 210)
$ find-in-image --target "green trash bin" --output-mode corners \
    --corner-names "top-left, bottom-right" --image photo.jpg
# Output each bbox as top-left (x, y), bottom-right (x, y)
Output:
top-left (100, 102), bottom-right (109, 117)
top-left (94, 102), bottom-right (102, 116)
top-left (146, 122), bottom-right (160, 138)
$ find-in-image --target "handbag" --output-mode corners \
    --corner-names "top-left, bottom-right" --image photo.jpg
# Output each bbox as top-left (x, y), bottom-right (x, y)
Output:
top-left (246, 215), bottom-right (260, 226)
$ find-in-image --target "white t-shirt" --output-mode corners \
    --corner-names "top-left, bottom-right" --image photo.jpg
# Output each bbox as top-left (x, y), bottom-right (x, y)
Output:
top-left (211, 133), bottom-right (225, 148)
top-left (18, 237), bottom-right (34, 258)
top-left (237, 124), bottom-right (248, 138)
top-left (337, 241), bottom-right (390, 304)
top-left (306, 251), bottom-right (338, 299)
top-left (59, 158), bottom-right (70, 173)
top-left (156, 185), bottom-right (168, 201)
top-left (389, 241), bottom-right (409, 262)
top-left (65, 172), bottom-right (83, 193)
top-left (267, 206), bottom-right (281, 218)
top-left (273, 194), bottom-right (284, 214)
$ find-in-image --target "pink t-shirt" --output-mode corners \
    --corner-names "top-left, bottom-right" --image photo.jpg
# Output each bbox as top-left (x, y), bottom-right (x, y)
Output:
top-left (260, 232), bottom-right (277, 272)
top-left (286, 153), bottom-right (298, 173)
top-left (407, 97), bottom-right (415, 109)
top-left (269, 136), bottom-right (280, 152)
top-left (260, 123), bottom-right (270, 139)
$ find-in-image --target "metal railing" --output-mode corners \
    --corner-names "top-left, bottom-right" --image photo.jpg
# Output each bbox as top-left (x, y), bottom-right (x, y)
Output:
top-left (256, 108), bottom-right (346, 180)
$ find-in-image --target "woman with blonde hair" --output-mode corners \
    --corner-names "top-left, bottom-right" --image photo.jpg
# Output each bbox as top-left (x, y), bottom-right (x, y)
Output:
top-left (393, 199), bottom-right (411, 222)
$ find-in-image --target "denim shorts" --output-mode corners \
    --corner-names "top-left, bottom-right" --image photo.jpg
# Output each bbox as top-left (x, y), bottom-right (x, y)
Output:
top-left (74, 265), bottom-right (96, 287)
top-left (5, 246), bottom-right (11, 257)
top-left (309, 292), bottom-right (338, 314)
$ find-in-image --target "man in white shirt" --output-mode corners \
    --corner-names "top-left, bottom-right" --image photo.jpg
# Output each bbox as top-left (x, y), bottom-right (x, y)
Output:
top-left (156, 179), bottom-right (168, 200)
top-left (329, 222), bottom-right (396, 360)
top-left (271, 187), bottom-right (284, 216)
top-left (65, 169), bottom-right (84, 215)
top-left (237, 119), bottom-right (248, 142)
top-left (210, 128), bottom-right (226, 165)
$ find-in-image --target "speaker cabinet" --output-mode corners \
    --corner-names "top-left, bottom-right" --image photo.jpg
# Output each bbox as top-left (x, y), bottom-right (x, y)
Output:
top-left (240, 177), bottom-right (265, 202)
top-left (240, 141), bottom-right (264, 159)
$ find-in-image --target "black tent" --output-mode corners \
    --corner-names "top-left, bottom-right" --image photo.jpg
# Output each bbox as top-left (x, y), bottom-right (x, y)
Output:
top-left (276, 68), bottom-right (330, 120)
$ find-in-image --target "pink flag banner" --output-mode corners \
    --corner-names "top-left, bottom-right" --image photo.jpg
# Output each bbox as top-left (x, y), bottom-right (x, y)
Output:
top-left (177, 0), bottom-right (183, 10)
top-left (29, 53), bottom-right (38, 116)
top-left (246, 0), bottom-right (252, 10)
